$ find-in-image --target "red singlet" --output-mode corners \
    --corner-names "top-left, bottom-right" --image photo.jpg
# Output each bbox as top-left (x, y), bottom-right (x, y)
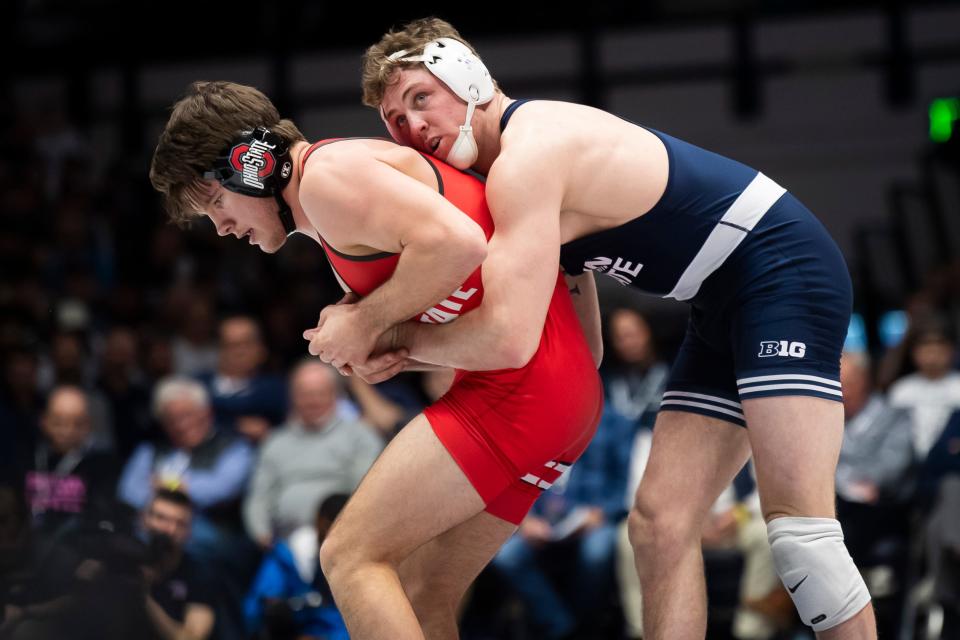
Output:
top-left (304, 140), bottom-right (603, 524)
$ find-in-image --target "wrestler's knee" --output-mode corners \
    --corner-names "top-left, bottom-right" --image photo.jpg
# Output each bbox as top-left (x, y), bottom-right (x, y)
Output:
top-left (628, 486), bottom-right (700, 561)
top-left (318, 532), bottom-right (348, 583)
top-left (318, 524), bottom-right (381, 584)
top-left (759, 485), bottom-right (836, 523)
top-left (767, 517), bottom-right (871, 632)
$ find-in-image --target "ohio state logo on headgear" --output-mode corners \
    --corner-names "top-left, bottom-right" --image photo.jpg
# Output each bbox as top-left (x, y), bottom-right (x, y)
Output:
top-left (229, 138), bottom-right (278, 190)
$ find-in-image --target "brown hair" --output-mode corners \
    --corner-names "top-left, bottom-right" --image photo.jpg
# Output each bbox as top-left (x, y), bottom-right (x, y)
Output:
top-left (149, 81), bottom-right (305, 225)
top-left (361, 17), bottom-right (495, 108)
top-left (151, 488), bottom-right (194, 512)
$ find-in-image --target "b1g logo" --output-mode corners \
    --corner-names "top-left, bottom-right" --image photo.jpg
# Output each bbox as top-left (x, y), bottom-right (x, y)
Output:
top-left (758, 340), bottom-right (807, 358)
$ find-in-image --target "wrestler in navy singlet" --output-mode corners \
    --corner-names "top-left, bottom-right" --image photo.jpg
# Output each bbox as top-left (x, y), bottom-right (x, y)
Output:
top-left (501, 100), bottom-right (853, 427)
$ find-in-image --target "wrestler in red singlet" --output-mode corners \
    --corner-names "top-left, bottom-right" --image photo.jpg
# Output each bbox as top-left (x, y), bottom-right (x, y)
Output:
top-left (303, 139), bottom-right (604, 524)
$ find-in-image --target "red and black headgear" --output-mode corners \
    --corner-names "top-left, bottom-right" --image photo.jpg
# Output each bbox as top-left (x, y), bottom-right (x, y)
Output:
top-left (203, 126), bottom-right (297, 234)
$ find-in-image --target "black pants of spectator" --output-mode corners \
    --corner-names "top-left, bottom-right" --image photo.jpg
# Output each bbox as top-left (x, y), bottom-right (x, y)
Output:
top-left (836, 497), bottom-right (913, 638)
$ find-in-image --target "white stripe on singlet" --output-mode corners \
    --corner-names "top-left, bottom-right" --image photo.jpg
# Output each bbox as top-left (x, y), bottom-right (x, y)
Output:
top-left (665, 172), bottom-right (786, 301)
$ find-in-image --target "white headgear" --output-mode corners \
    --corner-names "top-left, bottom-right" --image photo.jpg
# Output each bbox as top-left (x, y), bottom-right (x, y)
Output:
top-left (388, 38), bottom-right (495, 169)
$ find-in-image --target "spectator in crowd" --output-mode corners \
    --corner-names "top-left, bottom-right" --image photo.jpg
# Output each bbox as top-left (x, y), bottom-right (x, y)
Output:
top-left (95, 326), bottom-right (156, 459)
top-left (889, 316), bottom-right (960, 461)
top-left (491, 407), bottom-right (634, 640)
top-left (140, 489), bottom-right (215, 640)
top-left (0, 348), bottom-right (44, 470)
top-left (118, 376), bottom-right (253, 518)
top-left (617, 423), bottom-right (788, 640)
top-left (243, 360), bottom-right (383, 547)
top-left (836, 351), bottom-right (915, 507)
top-left (420, 368), bottom-right (456, 403)
top-left (117, 375), bottom-right (256, 640)
top-left (244, 494), bottom-right (350, 640)
top-left (23, 385), bottom-right (120, 536)
top-left (39, 329), bottom-right (93, 390)
top-left (834, 351), bottom-right (916, 637)
top-left (601, 307), bottom-right (669, 428)
top-left (924, 471), bottom-right (960, 638)
top-left (172, 294), bottom-right (219, 377)
top-left (343, 368), bottom-right (453, 441)
top-left (197, 315), bottom-right (287, 443)
top-left (0, 480), bottom-right (83, 639)
top-left (38, 330), bottom-right (115, 450)
top-left (700, 466), bottom-right (796, 640)
top-left (916, 409), bottom-right (960, 503)
top-left (143, 332), bottom-right (176, 387)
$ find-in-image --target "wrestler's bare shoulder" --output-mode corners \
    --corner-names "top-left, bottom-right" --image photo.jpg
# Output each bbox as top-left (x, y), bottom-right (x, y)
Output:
top-left (303, 137), bottom-right (439, 192)
top-left (497, 100), bottom-right (669, 237)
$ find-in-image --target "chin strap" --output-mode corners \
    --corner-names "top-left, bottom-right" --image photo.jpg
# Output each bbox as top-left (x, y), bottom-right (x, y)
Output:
top-left (276, 193), bottom-right (297, 236)
top-left (446, 95), bottom-right (481, 170)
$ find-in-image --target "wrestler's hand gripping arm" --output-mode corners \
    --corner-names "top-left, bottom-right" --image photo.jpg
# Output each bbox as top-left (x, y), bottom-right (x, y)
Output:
top-left (393, 150), bottom-right (574, 371)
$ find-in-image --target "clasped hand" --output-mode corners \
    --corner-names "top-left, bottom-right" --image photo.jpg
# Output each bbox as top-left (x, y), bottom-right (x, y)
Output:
top-left (303, 293), bottom-right (408, 382)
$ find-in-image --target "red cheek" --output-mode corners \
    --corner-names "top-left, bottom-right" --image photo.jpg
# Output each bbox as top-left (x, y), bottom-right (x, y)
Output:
top-left (385, 124), bottom-right (406, 144)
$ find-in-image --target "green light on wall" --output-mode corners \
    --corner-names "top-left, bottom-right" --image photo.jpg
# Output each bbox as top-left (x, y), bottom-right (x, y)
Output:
top-left (930, 97), bottom-right (959, 143)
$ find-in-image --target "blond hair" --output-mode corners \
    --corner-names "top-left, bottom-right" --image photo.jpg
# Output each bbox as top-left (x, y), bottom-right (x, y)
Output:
top-left (149, 81), bottom-right (305, 225)
top-left (361, 17), bottom-right (495, 108)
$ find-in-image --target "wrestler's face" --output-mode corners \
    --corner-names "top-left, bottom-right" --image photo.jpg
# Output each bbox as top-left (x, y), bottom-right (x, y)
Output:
top-left (202, 181), bottom-right (287, 254)
top-left (380, 67), bottom-right (468, 162)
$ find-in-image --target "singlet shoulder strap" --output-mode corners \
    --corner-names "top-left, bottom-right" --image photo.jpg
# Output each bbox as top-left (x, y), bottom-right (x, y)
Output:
top-left (299, 136), bottom-right (392, 175)
top-left (500, 99), bottom-right (534, 133)
top-left (302, 136), bottom-right (445, 197)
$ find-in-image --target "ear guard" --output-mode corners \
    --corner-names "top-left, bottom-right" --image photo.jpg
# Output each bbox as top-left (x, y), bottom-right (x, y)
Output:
top-left (390, 38), bottom-right (495, 169)
top-left (203, 126), bottom-right (293, 197)
top-left (203, 127), bottom-right (297, 235)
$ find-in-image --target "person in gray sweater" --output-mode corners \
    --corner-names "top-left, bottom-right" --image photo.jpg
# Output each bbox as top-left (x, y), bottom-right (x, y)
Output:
top-left (243, 360), bottom-right (384, 548)
top-left (835, 350), bottom-right (916, 638)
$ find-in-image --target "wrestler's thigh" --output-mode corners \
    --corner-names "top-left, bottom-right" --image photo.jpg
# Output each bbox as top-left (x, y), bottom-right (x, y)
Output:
top-left (399, 511), bottom-right (517, 607)
top-left (326, 413), bottom-right (487, 565)
top-left (634, 409), bottom-right (751, 526)
top-left (742, 395), bottom-right (843, 520)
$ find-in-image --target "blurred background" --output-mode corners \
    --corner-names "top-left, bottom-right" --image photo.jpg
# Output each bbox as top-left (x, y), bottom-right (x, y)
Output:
top-left (1, 1), bottom-right (959, 639)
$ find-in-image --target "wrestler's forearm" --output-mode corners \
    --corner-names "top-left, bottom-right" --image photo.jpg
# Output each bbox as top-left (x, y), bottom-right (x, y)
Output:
top-left (395, 247), bottom-right (558, 371)
top-left (396, 307), bottom-right (526, 371)
top-left (401, 358), bottom-right (450, 372)
top-left (356, 231), bottom-right (486, 333)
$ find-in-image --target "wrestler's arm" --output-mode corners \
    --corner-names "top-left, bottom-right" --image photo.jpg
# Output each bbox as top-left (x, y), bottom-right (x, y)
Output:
top-left (389, 272), bottom-right (602, 373)
top-left (565, 271), bottom-right (603, 368)
top-left (397, 273), bottom-right (600, 370)
top-left (299, 146), bottom-right (488, 351)
top-left (360, 270), bottom-right (601, 379)
top-left (395, 150), bottom-right (566, 370)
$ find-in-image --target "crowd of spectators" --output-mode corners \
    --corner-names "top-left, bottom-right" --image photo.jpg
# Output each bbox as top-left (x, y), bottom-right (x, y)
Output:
top-left (1, 103), bottom-right (959, 640)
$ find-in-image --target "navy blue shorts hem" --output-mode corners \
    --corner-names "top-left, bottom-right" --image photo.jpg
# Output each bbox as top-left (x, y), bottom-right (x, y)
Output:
top-left (737, 388), bottom-right (843, 403)
top-left (658, 402), bottom-right (747, 428)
